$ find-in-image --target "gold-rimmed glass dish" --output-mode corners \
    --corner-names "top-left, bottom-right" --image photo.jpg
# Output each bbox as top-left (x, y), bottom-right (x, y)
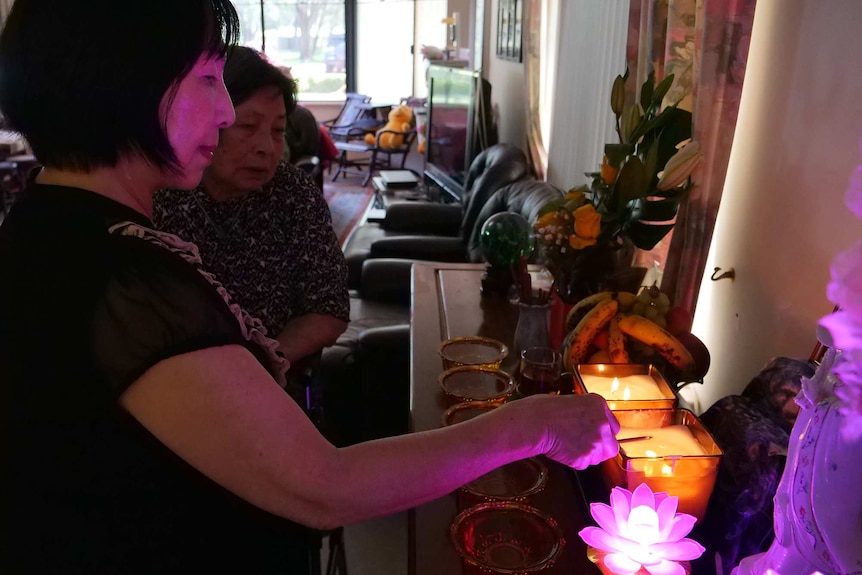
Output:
top-left (450, 502), bottom-right (565, 574)
top-left (438, 366), bottom-right (515, 406)
top-left (459, 457), bottom-right (549, 508)
top-left (439, 336), bottom-right (509, 370)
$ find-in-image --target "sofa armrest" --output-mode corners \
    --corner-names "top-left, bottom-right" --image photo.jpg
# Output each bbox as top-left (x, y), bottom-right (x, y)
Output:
top-left (358, 259), bottom-right (415, 305)
top-left (369, 236), bottom-right (466, 262)
top-left (382, 202), bottom-right (462, 236)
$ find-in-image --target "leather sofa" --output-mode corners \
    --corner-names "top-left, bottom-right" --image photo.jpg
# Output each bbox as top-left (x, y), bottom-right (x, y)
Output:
top-left (341, 143), bottom-right (532, 290)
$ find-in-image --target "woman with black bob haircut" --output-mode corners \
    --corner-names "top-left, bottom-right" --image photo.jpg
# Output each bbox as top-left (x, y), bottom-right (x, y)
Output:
top-left (0, 1), bottom-right (620, 574)
top-left (0, 1), bottom-right (239, 176)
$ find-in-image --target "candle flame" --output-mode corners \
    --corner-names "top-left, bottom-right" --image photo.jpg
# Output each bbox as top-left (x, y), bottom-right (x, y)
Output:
top-left (661, 464), bottom-right (673, 476)
top-left (623, 386), bottom-right (631, 400)
top-left (611, 377), bottom-right (619, 394)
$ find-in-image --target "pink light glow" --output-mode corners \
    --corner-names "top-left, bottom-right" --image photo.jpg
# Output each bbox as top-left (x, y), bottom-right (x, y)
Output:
top-left (579, 483), bottom-right (705, 575)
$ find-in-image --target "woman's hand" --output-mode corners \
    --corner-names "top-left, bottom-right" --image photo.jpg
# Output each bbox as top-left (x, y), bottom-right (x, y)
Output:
top-left (500, 393), bottom-right (620, 469)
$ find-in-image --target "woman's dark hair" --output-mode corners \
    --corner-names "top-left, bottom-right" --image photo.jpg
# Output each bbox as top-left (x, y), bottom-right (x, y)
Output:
top-left (223, 46), bottom-right (297, 117)
top-left (0, 0), bottom-right (240, 173)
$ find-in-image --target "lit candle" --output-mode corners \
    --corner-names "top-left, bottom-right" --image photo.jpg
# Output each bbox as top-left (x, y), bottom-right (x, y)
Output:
top-left (617, 425), bottom-right (706, 457)
top-left (613, 425), bottom-right (716, 522)
top-left (580, 374), bottom-right (663, 400)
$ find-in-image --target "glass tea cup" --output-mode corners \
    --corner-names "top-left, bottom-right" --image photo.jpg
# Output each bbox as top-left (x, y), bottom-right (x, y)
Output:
top-left (517, 347), bottom-right (563, 396)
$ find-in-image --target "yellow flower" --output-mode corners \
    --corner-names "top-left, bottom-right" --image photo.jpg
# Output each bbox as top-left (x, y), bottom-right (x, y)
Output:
top-left (573, 204), bottom-right (601, 240)
top-left (600, 155), bottom-right (618, 185)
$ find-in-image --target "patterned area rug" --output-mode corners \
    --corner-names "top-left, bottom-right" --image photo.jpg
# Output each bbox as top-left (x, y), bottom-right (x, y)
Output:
top-left (323, 178), bottom-right (374, 247)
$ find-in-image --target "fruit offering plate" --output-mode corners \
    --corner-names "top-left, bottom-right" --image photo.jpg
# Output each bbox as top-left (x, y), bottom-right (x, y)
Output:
top-left (560, 286), bottom-right (711, 385)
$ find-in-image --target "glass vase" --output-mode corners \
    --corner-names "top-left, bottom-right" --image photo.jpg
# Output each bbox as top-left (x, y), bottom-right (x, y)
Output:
top-left (513, 302), bottom-right (551, 357)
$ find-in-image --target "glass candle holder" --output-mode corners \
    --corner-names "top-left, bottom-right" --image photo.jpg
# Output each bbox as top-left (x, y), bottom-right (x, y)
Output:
top-left (439, 336), bottom-right (510, 370)
top-left (458, 457), bottom-right (549, 509)
top-left (438, 366), bottom-right (515, 407)
top-left (574, 364), bottom-right (677, 411)
top-left (450, 502), bottom-right (565, 574)
top-left (601, 409), bottom-right (723, 523)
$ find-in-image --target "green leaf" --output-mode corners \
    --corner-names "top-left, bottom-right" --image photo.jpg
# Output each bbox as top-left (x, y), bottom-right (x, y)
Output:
top-left (537, 198), bottom-right (567, 217)
top-left (615, 156), bottom-right (649, 204)
top-left (626, 221), bottom-right (676, 251)
top-left (604, 143), bottom-right (633, 167)
top-left (654, 108), bottom-right (693, 170)
top-left (651, 73), bottom-right (675, 109)
top-left (611, 75), bottom-right (626, 116)
top-left (621, 104), bottom-right (642, 144)
top-left (644, 141), bottom-right (659, 182)
top-left (627, 196), bottom-right (681, 223)
top-left (640, 70), bottom-right (655, 112)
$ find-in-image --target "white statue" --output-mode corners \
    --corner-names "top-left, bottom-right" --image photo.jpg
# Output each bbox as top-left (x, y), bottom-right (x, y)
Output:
top-left (733, 140), bottom-right (862, 575)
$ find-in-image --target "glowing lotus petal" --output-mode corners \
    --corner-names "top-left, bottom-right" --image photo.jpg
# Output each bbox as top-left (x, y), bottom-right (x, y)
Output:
top-left (651, 540), bottom-right (706, 561)
top-left (604, 552), bottom-right (645, 574)
top-left (578, 484), bottom-right (705, 575)
top-left (644, 559), bottom-right (687, 575)
top-left (661, 513), bottom-right (697, 544)
top-left (631, 483), bottom-right (656, 509)
top-left (591, 502), bottom-right (622, 535)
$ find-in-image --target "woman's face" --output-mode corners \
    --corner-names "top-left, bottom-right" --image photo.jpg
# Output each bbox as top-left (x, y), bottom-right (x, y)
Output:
top-left (204, 86), bottom-right (287, 196)
top-left (161, 54), bottom-right (236, 189)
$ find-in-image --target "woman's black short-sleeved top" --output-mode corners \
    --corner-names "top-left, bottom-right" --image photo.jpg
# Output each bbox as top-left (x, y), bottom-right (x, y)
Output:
top-left (0, 185), bottom-right (313, 573)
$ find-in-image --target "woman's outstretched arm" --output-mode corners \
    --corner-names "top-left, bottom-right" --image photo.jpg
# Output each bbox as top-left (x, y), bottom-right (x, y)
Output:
top-left (120, 344), bottom-right (619, 530)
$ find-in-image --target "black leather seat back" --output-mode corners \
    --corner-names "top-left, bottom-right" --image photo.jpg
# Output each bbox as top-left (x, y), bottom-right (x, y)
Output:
top-left (459, 143), bottom-right (530, 241)
top-left (466, 180), bottom-right (564, 262)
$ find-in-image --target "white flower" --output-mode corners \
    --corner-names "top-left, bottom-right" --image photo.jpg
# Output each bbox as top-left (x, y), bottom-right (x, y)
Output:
top-left (579, 484), bottom-right (704, 575)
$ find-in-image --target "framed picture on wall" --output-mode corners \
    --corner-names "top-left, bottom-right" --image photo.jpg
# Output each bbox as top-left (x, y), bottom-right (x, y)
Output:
top-left (496, 0), bottom-right (522, 62)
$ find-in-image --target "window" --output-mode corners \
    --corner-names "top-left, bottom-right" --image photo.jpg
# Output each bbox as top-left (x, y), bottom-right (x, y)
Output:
top-left (235, 0), bottom-right (347, 101)
top-left (238, 1), bottom-right (453, 103)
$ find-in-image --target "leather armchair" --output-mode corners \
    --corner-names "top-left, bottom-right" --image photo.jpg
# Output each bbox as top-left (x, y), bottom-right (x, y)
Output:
top-left (318, 259), bottom-right (413, 446)
top-left (342, 143), bottom-right (532, 289)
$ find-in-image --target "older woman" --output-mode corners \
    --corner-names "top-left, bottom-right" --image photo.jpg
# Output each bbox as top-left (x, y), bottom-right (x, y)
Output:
top-left (0, 2), bottom-right (619, 573)
top-left (153, 46), bottom-right (348, 365)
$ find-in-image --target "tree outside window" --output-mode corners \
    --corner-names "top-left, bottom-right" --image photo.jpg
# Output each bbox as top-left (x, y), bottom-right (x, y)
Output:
top-left (235, 0), bottom-right (347, 101)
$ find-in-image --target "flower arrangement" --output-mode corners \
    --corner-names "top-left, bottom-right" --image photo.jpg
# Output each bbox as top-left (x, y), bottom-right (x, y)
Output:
top-left (579, 483), bottom-right (705, 575)
top-left (534, 70), bottom-right (702, 303)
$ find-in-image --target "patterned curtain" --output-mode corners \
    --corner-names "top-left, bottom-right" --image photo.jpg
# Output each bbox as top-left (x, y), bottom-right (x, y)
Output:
top-left (626, 0), bottom-right (757, 313)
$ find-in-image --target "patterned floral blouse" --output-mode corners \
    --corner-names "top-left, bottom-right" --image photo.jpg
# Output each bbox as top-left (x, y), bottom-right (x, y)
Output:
top-left (153, 162), bottom-right (350, 338)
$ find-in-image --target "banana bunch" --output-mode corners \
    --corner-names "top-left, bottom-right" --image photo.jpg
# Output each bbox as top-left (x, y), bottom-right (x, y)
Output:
top-left (559, 290), bottom-right (696, 379)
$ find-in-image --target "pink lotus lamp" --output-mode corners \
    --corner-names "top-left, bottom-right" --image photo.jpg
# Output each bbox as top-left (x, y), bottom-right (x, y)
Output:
top-left (579, 483), bottom-right (705, 575)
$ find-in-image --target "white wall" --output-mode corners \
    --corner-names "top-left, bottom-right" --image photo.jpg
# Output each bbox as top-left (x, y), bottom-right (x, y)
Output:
top-left (545, 0), bottom-right (628, 189)
top-left (483, 0), bottom-right (528, 148)
top-left (685, 0), bottom-right (862, 414)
